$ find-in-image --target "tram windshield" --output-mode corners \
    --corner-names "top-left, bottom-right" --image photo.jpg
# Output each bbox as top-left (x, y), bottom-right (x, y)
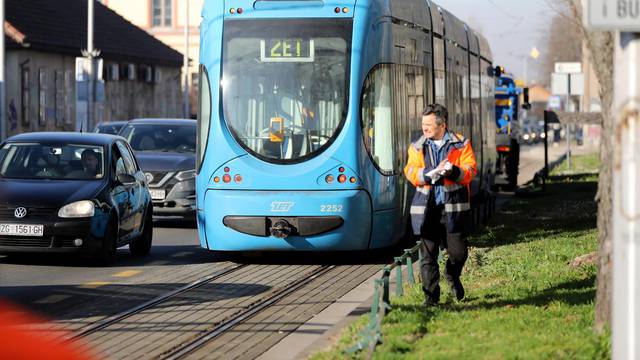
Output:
top-left (222, 19), bottom-right (352, 163)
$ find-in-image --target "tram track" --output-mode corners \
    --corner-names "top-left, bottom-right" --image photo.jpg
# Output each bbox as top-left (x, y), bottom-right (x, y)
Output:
top-left (67, 263), bottom-right (249, 341)
top-left (159, 265), bottom-right (336, 360)
top-left (73, 263), bottom-right (335, 360)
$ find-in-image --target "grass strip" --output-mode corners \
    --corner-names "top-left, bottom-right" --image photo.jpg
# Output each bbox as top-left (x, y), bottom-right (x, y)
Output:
top-left (312, 153), bottom-right (609, 359)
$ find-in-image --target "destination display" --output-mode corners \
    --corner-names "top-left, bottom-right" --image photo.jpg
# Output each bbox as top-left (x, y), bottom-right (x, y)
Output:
top-left (260, 39), bottom-right (315, 62)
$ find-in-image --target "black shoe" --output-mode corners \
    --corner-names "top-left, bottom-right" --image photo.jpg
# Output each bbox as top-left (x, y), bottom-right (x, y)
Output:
top-left (448, 278), bottom-right (465, 301)
top-left (422, 285), bottom-right (440, 307)
top-left (422, 295), bottom-right (439, 307)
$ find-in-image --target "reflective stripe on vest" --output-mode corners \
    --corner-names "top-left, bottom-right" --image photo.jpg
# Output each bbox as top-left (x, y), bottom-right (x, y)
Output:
top-left (445, 203), bottom-right (471, 212)
top-left (417, 186), bottom-right (430, 195)
top-left (410, 205), bottom-right (426, 215)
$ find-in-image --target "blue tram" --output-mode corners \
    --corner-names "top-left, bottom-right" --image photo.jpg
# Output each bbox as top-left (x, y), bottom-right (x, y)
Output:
top-left (196, 0), bottom-right (497, 251)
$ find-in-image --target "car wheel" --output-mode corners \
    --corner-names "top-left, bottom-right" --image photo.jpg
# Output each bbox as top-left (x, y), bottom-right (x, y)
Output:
top-left (130, 210), bottom-right (153, 256)
top-left (98, 219), bottom-right (118, 266)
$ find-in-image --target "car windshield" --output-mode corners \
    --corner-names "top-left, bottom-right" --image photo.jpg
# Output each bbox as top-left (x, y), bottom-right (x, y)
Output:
top-left (120, 124), bottom-right (196, 153)
top-left (94, 123), bottom-right (124, 135)
top-left (0, 143), bottom-right (105, 180)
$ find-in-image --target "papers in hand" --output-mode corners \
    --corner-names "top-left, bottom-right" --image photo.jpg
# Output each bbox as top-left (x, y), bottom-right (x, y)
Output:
top-left (426, 161), bottom-right (452, 184)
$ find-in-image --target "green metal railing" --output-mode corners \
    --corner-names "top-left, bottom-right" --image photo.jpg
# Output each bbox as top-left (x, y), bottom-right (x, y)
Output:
top-left (346, 240), bottom-right (423, 356)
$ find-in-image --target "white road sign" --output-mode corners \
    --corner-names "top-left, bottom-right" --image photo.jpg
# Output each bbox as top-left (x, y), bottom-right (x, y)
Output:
top-left (586, 0), bottom-right (640, 31)
top-left (555, 62), bottom-right (582, 74)
top-left (570, 73), bottom-right (585, 96)
top-left (552, 73), bottom-right (569, 95)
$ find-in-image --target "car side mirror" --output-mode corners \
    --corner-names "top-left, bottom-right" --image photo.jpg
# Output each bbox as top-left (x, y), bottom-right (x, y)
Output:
top-left (117, 173), bottom-right (136, 185)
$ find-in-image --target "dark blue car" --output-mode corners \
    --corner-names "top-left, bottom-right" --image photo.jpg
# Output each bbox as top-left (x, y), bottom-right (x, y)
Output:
top-left (0, 132), bottom-right (153, 264)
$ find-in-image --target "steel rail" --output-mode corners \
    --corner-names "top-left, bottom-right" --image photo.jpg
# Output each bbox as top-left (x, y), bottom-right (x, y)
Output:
top-left (68, 263), bottom-right (249, 340)
top-left (162, 265), bottom-right (337, 360)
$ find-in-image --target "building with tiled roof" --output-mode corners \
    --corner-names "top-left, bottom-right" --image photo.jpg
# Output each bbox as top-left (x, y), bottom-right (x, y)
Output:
top-left (4, 0), bottom-right (185, 135)
top-left (101, 0), bottom-right (203, 117)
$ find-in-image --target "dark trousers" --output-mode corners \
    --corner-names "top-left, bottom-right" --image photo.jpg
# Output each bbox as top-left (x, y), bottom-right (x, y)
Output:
top-left (420, 202), bottom-right (468, 300)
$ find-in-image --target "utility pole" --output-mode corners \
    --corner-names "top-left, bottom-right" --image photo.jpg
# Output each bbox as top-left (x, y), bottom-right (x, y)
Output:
top-left (566, 73), bottom-right (571, 169)
top-left (0, 0), bottom-right (5, 140)
top-left (183, 0), bottom-right (190, 118)
top-left (86, 0), bottom-right (94, 132)
top-left (612, 31), bottom-right (640, 360)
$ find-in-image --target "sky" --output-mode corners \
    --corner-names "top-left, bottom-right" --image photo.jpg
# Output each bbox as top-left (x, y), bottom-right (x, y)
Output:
top-left (437, 0), bottom-right (555, 85)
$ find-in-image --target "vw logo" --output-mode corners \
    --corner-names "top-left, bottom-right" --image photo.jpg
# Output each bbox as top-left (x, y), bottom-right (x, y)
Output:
top-left (14, 207), bottom-right (27, 219)
top-left (145, 173), bottom-right (154, 183)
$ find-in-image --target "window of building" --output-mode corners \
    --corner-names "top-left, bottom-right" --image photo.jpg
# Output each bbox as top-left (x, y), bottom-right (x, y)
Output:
top-left (64, 71), bottom-right (73, 125)
top-left (21, 68), bottom-right (30, 126)
top-left (152, 0), bottom-right (172, 27)
top-left (55, 70), bottom-right (64, 126)
top-left (38, 69), bottom-right (46, 126)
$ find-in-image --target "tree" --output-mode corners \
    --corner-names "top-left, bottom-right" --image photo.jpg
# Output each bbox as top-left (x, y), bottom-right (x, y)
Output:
top-left (537, 8), bottom-right (583, 87)
top-left (548, 0), bottom-right (614, 333)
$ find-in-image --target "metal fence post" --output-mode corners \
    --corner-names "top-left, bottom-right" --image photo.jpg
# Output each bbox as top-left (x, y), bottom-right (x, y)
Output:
top-left (394, 257), bottom-right (403, 297)
top-left (382, 268), bottom-right (391, 314)
top-left (405, 250), bottom-right (415, 284)
top-left (370, 279), bottom-right (381, 321)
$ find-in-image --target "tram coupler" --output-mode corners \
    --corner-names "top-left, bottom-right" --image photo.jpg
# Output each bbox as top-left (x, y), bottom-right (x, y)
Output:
top-left (270, 220), bottom-right (293, 238)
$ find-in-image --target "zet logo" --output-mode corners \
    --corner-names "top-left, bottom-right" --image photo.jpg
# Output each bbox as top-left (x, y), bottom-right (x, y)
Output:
top-left (270, 201), bottom-right (294, 212)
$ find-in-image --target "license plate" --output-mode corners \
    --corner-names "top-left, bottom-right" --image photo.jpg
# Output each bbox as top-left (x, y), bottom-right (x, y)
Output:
top-left (150, 189), bottom-right (166, 200)
top-left (0, 224), bottom-right (44, 237)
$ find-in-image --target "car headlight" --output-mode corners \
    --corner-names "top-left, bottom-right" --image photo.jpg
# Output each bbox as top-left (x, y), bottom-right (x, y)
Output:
top-left (58, 200), bottom-right (95, 218)
top-left (523, 134), bottom-right (530, 140)
top-left (176, 170), bottom-right (196, 181)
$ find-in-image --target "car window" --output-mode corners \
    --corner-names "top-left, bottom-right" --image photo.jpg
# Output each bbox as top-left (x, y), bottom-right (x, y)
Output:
top-left (123, 141), bottom-right (141, 173)
top-left (116, 141), bottom-right (137, 175)
top-left (120, 124), bottom-right (196, 153)
top-left (112, 145), bottom-right (128, 177)
top-left (94, 123), bottom-right (124, 135)
top-left (0, 142), bottom-right (105, 180)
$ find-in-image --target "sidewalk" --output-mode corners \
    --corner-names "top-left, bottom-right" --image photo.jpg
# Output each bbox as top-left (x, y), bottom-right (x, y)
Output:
top-left (517, 140), bottom-right (597, 186)
top-left (260, 142), bottom-right (598, 360)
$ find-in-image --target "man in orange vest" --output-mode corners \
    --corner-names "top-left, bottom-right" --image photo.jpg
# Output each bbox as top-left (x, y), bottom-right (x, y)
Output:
top-left (404, 104), bottom-right (477, 306)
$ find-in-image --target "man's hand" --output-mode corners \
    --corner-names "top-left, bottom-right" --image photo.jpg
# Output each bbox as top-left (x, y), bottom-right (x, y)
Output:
top-left (436, 160), bottom-right (452, 177)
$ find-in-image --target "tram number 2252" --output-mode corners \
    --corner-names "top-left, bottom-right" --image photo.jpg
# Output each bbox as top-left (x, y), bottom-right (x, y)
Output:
top-left (320, 204), bottom-right (343, 213)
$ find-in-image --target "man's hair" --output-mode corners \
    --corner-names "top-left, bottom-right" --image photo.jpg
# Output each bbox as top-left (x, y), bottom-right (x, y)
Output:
top-left (422, 104), bottom-right (448, 126)
top-left (81, 149), bottom-right (98, 160)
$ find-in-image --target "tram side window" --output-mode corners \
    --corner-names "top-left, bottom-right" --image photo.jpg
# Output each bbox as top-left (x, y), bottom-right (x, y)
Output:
top-left (433, 37), bottom-right (446, 105)
top-left (361, 65), bottom-right (395, 174)
top-left (197, 65), bottom-right (211, 173)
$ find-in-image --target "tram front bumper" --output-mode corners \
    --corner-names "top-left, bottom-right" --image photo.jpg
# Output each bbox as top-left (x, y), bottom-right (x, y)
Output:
top-left (201, 189), bottom-right (372, 251)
